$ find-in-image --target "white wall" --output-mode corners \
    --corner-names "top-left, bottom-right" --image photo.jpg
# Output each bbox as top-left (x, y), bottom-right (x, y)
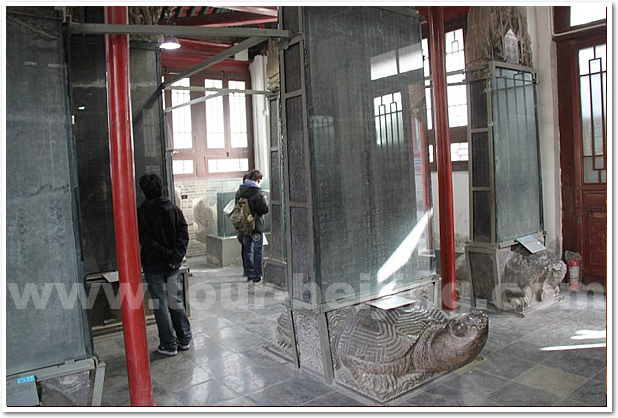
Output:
top-left (249, 55), bottom-right (270, 178)
top-left (431, 172), bottom-right (470, 253)
top-left (527, 6), bottom-right (562, 253)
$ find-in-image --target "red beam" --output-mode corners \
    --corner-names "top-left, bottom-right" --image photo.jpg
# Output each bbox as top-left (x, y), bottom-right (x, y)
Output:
top-left (176, 37), bottom-right (232, 52)
top-left (165, 11), bottom-right (277, 27)
top-left (103, 6), bottom-right (154, 406)
top-left (428, 6), bottom-right (457, 311)
top-left (219, 6), bottom-right (278, 17)
top-left (161, 53), bottom-right (249, 73)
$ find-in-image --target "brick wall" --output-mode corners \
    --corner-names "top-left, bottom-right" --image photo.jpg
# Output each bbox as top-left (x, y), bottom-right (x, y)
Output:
top-left (174, 177), bottom-right (242, 258)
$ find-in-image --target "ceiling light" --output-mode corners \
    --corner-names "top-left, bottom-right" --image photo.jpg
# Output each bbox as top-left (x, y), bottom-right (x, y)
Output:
top-left (159, 34), bottom-right (181, 50)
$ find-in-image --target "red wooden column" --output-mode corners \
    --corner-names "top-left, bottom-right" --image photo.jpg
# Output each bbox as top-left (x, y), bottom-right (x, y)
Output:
top-left (428, 6), bottom-right (457, 310)
top-left (104, 6), bottom-right (154, 406)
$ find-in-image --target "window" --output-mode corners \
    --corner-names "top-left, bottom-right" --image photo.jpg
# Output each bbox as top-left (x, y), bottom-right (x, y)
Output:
top-left (171, 78), bottom-right (193, 150)
top-left (229, 81), bottom-right (248, 148)
top-left (553, 6), bottom-right (607, 35)
top-left (205, 79), bottom-right (225, 149)
top-left (166, 74), bottom-right (252, 178)
top-left (173, 159), bottom-right (194, 175)
top-left (422, 26), bottom-right (469, 171)
top-left (579, 44), bottom-right (607, 184)
top-left (374, 92), bottom-right (404, 147)
top-left (570, 5), bottom-right (606, 27)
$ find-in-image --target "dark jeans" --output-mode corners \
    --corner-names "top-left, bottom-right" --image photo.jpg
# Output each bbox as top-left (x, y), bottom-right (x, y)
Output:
top-left (241, 232), bottom-right (263, 280)
top-left (144, 269), bottom-right (192, 350)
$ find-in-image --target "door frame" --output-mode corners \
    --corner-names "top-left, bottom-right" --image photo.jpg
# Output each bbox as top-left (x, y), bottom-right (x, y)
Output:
top-left (556, 25), bottom-right (607, 282)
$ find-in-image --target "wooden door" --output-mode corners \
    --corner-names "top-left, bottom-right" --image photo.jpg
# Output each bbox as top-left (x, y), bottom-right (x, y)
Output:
top-left (558, 34), bottom-right (607, 283)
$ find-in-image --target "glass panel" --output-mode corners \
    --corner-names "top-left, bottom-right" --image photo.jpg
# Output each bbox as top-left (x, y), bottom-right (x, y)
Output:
top-left (374, 93), bottom-right (403, 147)
top-left (398, 43), bottom-right (423, 73)
top-left (229, 80), bottom-right (248, 148)
top-left (301, 7), bottom-right (432, 305)
top-left (171, 78), bottom-right (193, 149)
top-left (473, 191), bottom-right (491, 242)
top-left (173, 159), bottom-right (194, 175)
top-left (425, 87), bottom-right (433, 130)
top-left (284, 43), bottom-right (302, 93)
top-left (570, 5), bottom-right (606, 26)
top-left (451, 142), bottom-right (468, 161)
top-left (207, 158), bottom-right (249, 173)
top-left (421, 39), bottom-right (432, 130)
top-left (445, 29), bottom-right (464, 73)
top-left (205, 79), bottom-right (224, 148)
top-left (580, 76), bottom-right (593, 156)
top-left (447, 84), bottom-right (468, 127)
top-left (471, 132), bottom-right (490, 188)
top-left (370, 50), bottom-right (398, 80)
top-left (590, 73), bottom-right (604, 155)
top-left (583, 156), bottom-right (599, 183)
top-left (579, 44), bottom-right (606, 184)
top-left (578, 47), bottom-right (594, 75)
top-left (597, 44), bottom-right (607, 71)
top-left (492, 67), bottom-right (542, 242)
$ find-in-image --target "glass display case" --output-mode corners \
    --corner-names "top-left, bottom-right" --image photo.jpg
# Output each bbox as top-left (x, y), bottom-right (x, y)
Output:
top-left (466, 62), bottom-right (545, 309)
top-left (279, 6), bottom-right (435, 310)
top-left (468, 62), bottom-right (543, 244)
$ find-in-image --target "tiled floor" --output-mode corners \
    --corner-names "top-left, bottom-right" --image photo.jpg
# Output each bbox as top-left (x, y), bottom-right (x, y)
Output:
top-left (95, 256), bottom-right (608, 409)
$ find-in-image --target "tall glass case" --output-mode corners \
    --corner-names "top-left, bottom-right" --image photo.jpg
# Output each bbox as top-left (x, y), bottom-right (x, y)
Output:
top-left (279, 6), bottom-right (435, 309)
top-left (468, 62), bottom-right (543, 244)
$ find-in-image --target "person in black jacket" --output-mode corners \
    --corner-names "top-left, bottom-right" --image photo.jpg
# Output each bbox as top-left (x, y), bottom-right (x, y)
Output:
top-left (235, 169), bottom-right (269, 283)
top-left (137, 173), bottom-right (191, 357)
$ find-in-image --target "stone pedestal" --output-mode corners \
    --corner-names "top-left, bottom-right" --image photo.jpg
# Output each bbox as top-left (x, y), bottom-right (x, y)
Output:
top-left (206, 235), bottom-right (242, 267)
top-left (466, 243), bottom-right (566, 314)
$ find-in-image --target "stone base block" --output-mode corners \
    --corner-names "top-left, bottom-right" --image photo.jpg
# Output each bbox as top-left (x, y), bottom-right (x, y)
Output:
top-left (206, 235), bottom-right (242, 267)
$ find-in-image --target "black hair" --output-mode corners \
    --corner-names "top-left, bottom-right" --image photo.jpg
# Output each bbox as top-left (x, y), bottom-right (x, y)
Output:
top-left (139, 173), bottom-right (164, 199)
top-left (246, 169), bottom-right (263, 181)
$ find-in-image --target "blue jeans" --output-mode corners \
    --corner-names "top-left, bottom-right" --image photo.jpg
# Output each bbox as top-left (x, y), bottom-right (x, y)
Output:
top-left (144, 269), bottom-right (192, 350)
top-left (241, 233), bottom-right (263, 280)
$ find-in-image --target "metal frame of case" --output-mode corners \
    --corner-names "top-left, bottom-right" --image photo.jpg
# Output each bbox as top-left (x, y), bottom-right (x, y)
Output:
top-left (465, 61), bottom-right (545, 312)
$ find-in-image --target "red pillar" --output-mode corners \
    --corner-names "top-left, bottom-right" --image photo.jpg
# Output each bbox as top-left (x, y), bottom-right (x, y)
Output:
top-left (428, 6), bottom-right (457, 310)
top-left (104, 6), bottom-right (154, 406)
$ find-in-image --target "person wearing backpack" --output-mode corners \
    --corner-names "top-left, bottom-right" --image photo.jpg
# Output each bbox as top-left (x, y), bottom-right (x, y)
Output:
top-left (234, 169), bottom-right (269, 283)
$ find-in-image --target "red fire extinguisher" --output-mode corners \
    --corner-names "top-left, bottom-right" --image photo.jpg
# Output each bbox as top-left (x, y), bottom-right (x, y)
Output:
top-left (565, 251), bottom-right (582, 292)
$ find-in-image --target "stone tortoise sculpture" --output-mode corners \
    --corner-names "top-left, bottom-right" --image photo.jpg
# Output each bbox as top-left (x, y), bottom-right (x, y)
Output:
top-left (336, 305), bottom-right (489, 382)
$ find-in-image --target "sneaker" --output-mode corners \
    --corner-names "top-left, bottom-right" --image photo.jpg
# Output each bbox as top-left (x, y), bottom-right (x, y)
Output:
top-left (178, 341), bottom-right (191, 351)
top-left (252, 277), bottom-right (262, 284)
top-left (157, 345), bottom-right (177, 356)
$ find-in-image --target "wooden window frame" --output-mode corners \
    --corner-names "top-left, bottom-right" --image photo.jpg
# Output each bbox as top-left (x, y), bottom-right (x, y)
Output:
top-left (422, 17), bottom-right (469, 172)
top-left (553, 6), bottom-right (607, 37)
top-left (165, 70), bottom-right (254, 180)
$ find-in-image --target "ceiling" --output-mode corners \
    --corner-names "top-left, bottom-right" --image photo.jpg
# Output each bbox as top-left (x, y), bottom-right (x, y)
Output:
top-left (157, 6), bottom-right (279, 74)
top-left (155, 6), bottom-right (471, 74)
top-left (69, 6), bottom-right (472, 75)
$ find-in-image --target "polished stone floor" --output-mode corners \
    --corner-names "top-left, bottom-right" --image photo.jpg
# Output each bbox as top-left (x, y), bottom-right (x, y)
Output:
top-left (94, 256), bottom-right (608, 409)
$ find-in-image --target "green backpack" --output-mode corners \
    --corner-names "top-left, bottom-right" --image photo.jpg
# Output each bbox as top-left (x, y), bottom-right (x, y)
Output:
top-left (229, 197), bottom-right (255, 235)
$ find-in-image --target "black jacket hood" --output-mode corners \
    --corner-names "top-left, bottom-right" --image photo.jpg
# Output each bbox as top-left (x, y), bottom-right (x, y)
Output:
top-left (140, 197), bottom-right (175, 214)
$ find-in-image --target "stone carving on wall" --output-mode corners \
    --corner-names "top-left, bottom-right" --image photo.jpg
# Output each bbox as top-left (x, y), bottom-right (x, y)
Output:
top-left (465, 6), bottom-right (533, 70)
top-left (266, 39), bottom-right (280, 92)
top-left (498, 248), bottom-right (566, 312)
top-left (293, 311), bottom-right (324, 375)
top-left (268, 309), bottom-right (297, 363)
top-left (128, 7), bottom-right (164, 43)
top-left (332, 305), bottom-right (489, 402)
